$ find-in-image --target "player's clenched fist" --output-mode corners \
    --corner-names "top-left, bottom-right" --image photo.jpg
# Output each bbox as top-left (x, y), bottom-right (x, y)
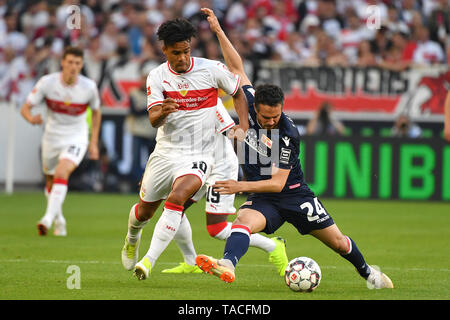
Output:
top-left (161, 98), bottom-right (179, 116)
top-left (148, 98), bottom-right (180, 128)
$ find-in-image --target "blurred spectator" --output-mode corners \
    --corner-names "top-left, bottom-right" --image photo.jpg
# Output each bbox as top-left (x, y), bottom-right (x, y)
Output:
top-left (273, 32), bottom-right (311, 63)
top-left (385, 4), bottom-right (410, 35)
top-left (400, 0), bottom-right (421, 26)
top-left (126, 64), bottom-right (157, 189)
top-left (0, 0), bottom-right (447, 115)
top-left (370, 26), bottom-right (392, 61)
top-left (306, 102), bottom-right (347, 136)
top-left (0, 43), bottom-right (38, 105)
top-left (325, 36), bottom-right (348, 66)
top-left (98, 19), bottom-right (119, 59)
top-left (20, 1), bottom-right (50, 39)
top-left (356, 39), bottom-right (378, 67)
top-left (391, 114), bottom-right (422, 138)
top-left (0, 0), bottom-right (446, 74)
top-left (224, 0), bottom-right (248, 30)
top-left (305, 30), bottom-right (347, 66)
top-left (261, 0), bottom-right (296, 41)
top-left (32, 19), bottom-right (64, 57)
top-left (428, 0), bottom-right (450, 55)
top-left (299, 14), bottom-right (321, 50)
top-left (316, 0), bottom-right (343, 40)
top-left (412, 24), bottom-right (445, 65)
top-left (125, 4), bottom-right (147, 57)
top-left (338, 10), bottom-right (371, 65)
top-left (3, 10), bottom-right (28, 54)
top-left (0, 46), bottom-right (16, 101)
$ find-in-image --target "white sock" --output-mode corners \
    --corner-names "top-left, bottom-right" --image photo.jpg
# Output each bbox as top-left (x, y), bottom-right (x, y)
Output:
top-left (44, 186), bottom-right (65, 226)
top-left (208, 221), bottom-right (276, 253)
top-left (127, 203), bottom-right (149, 245)
top-left (144, 201), bottom-right (183, 267)
top-left (250, 233), bottom-right (276, 252)
top-left (173, 215), bottom-right (197, 266)
top-left (44, 186), bottom-right (50, 200)
top-left (40, 179), bottom-right (68, 228)
top-left (53, 210), bottom-right (66, 226)
top-left (207, 221), bottom-right (232, 240)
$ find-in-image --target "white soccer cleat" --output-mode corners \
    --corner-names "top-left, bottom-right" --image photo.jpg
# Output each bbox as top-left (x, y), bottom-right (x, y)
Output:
top-left (367, 265), bottom-right (394, 289)
top-left (134, 257), bottom-right (152, 280)
top-left (121, 230), bottom-right (142, 271)
top-left (53, 221), bottom-right (67, 236)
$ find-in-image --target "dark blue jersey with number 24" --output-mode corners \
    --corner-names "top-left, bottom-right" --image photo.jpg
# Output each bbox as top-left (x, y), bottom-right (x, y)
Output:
top-left (241, 85), bottom-right (314, 197)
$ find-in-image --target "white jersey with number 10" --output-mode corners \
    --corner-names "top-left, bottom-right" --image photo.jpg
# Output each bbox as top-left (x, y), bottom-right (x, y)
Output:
top-left (146, 56), bottom-right (240, 158)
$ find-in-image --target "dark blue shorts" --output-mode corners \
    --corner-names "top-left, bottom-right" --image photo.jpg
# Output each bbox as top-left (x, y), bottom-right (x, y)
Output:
top-left (239, 193), bottom-right (335, 235)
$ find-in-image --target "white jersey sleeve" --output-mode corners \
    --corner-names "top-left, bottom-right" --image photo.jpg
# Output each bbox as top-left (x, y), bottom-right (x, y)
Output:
top-left (208, 61), bottom-right (241, 96)
top-left (27, 75), bottom-right (50, 106)
top-left (215, 98), bottom-right (235, 134)
top-left (146, 68), bottom-right (165, 111)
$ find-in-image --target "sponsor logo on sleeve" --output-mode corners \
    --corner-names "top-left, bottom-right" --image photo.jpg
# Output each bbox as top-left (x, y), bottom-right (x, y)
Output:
top-left (280, 147), bottom-right (292, 164)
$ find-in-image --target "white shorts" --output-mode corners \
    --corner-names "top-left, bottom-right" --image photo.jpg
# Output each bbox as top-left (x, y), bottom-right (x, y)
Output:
top-left (140, 151), bottom-right (213, 203)
top-left (192, 136), bottom-right (239, 215)
top-left (41, 138), bottom-right (87, 175)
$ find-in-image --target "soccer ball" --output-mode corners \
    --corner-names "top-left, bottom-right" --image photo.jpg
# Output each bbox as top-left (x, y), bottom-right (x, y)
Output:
top-left (284, 257), bottom-right (321, 292)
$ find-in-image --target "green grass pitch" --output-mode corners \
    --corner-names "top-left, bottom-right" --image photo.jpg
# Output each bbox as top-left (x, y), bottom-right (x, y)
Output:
top-left (0, 192), bottom-right (449, 300)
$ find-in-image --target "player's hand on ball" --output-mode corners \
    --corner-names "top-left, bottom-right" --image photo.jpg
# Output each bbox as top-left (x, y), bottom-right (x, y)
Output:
top-left (213, 180), bottom-right (241, 195)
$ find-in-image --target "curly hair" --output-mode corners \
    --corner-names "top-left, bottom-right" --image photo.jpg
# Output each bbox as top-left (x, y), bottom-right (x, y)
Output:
top-left (157, 18), bottom-right (197, 46)
top-left (254, 84), bottom-right (285, 110)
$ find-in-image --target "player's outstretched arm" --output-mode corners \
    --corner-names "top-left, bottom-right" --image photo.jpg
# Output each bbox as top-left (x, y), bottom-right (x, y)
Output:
top-left (213, 167), bottom-right (291, 194)
top-left (20, 101), bottom-right (43, 125)
top-left (444, 91), bottom-right (450, 142)
top-left (89, 108), bottom-right (102, 160)
top-left (231, 87), bottom-right (249, 133)
top-left (201, 7), bottom-right (251, 87)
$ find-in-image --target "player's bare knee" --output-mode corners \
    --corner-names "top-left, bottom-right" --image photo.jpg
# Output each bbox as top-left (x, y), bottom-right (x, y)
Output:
top-left (167, 188), bottom-right (194, 206)
top-left (53, 169), bottom-right (69, 180)
top-left (137, 203), bottom-right (155, 221)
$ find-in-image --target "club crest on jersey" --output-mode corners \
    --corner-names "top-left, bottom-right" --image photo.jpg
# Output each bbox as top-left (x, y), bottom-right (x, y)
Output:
top-left (261, 134), bottom-right (272, 149)
top-left (63, 94), bottom-right (72, 106)
top-left (178, 82), bottom-right (189, 97)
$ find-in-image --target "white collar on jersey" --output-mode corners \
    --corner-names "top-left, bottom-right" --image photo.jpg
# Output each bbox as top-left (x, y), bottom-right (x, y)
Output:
top-left (167, 57), bottom-right (194, 75)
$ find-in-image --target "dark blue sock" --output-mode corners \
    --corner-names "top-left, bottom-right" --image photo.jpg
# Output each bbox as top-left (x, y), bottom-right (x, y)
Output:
top-left (223, 225), bottom-right (251, 267)
top-left (340, 236), bottom-right (371, 279)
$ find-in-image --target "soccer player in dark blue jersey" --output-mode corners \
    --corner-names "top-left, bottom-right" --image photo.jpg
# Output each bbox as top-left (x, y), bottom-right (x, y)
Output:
top-left (196, 8), bottom-right (393, 289)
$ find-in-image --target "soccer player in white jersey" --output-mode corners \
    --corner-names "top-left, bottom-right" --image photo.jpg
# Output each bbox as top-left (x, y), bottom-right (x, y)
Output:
top-left (120, 18), bottom-right (249, 280)
top-left (161, 99), bottom-right (289, 276)
top-left (20, 46), bottom-right (101, 236)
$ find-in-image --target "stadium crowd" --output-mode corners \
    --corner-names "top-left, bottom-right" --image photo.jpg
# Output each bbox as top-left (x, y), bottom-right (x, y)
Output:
top-left (0, 0), bottom-right (449, 103)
